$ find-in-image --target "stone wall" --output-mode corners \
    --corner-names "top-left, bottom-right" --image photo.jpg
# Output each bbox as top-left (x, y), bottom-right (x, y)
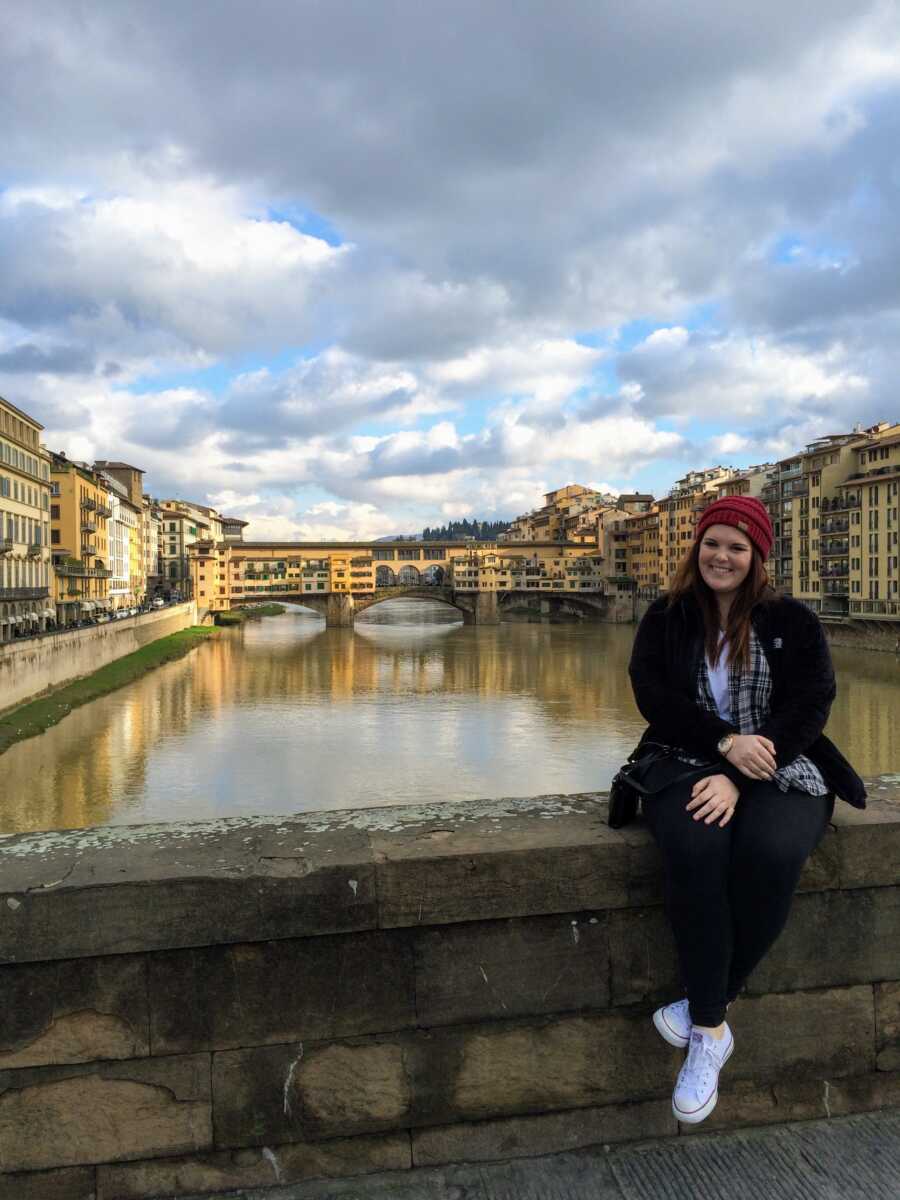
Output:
top-left (0, 602), bottom-right (198, 714)
top-left (821, 617), bottom-right (900, 654)
top-left (0, 782), bottom-right (898, 1199)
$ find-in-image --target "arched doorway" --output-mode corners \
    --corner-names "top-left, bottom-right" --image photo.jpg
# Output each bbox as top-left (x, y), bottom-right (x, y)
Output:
top-left (376, 565), bottom-right (396, 587)
top-left (398, 565), bottom-right (420, 585)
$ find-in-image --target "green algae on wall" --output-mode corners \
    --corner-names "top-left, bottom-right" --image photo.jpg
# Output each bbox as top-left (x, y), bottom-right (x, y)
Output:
top-left (215, 604), bottom-right (286, 625)
top-left (0, 626), bottom-right (218, 757)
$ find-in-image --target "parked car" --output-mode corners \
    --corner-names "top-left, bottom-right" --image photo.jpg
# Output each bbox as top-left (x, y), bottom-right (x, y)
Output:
top-left (128, 607), bottom-right (139, 617)
top-left (95, 613), bottom-right (111, 624)
top-left (151, 597), bottom-right (165, 609)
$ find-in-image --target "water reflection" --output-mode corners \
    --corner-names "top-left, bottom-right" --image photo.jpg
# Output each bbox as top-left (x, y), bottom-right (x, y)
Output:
top-left (2, 600), bottom-right (896, 834)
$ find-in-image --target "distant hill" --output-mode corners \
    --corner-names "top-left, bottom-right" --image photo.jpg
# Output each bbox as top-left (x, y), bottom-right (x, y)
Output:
top-left (421, 519), bottom-right (511, 541)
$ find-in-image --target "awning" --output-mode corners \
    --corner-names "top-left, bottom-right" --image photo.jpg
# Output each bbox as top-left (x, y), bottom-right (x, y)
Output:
top-left (13, 615), bottom-right (24, 624)
top-left (43, 609), bottom-right (55, 618)
top-left (29, 612), bottom-right (39, 621)
top-left (81, 601), bottom-right (95, 612)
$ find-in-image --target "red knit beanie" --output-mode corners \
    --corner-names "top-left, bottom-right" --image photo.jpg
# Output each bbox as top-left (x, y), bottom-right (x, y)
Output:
top-left (695, 495), bottom-right (773, 560)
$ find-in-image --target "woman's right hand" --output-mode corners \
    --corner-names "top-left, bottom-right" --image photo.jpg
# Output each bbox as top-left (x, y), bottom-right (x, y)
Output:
top-left (725, 734), bottom-right (777, 780)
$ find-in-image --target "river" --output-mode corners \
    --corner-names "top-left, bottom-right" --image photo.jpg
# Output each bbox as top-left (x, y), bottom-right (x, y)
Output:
top-left (3, 600), bottom-right (897, 834)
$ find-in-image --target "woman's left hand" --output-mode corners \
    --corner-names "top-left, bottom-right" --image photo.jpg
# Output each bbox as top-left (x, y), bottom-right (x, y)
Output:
top-left (686, 773), bottom-right (739, 827)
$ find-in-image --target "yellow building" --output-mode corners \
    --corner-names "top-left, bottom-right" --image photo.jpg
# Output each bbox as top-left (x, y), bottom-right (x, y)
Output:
top-left (49, 453), bottom-right (112, 625)
top-left (835, 423), bottom-right (900, 620)
top-left (627, 507), bottom-right (661, 594)
top-left (0, 395), bottom-right (53, 641)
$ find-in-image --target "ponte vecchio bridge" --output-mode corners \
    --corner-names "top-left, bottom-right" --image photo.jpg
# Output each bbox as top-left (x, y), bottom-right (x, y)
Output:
top-left (191, 539), bottom-right (624, 627)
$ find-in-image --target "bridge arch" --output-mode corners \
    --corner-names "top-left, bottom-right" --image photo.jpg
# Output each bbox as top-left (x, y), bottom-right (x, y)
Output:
top-left (397, 565), bottom-right (420, 585)
top-left (376, 565), bottom-right (397, 587)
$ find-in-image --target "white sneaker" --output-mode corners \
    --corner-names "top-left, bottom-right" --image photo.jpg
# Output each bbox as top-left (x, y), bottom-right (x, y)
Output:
top-left (653, 998), bottom-right (691, 1048)
top-left (672, 1026), bottom-right (734, 1124)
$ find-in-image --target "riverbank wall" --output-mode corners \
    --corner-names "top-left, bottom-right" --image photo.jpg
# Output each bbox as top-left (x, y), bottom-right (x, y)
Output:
top-left (0, 782), bottom-right (897, 1199)
top-left (0, 602), bottom-right (198, 714)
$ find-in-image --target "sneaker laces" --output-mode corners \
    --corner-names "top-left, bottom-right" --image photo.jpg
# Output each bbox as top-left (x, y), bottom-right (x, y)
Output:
top-left (679, 1032), bottom-right (717, 1100)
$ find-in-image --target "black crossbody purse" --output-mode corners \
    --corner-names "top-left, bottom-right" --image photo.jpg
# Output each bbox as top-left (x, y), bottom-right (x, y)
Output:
top-left (608, 745), bottom-right (713, 829)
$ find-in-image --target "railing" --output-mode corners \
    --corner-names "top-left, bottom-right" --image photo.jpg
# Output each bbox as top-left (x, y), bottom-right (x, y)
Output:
top-left (821, 566), bottom-right (849, 578)
top-left (849, 600), bottom-right (900, 617)
top-left (0, 537), bottom-right (13, 554)
top-left (820, 540), bottom-right (850, 556)
top-left (81, 521), bottom-right (97, 533)
top-left (80, 497), bottom-right (96, 511)
top-left (27, 542), bottom-right (43, 557)
top-left (0, 587), bottom-right (48, 600)
top-left (95, 504), bottom-right (111, 519)
top-left (821, 519), bottom-right (849, 534)
top-left (54, 563), bottom-right (113, 578)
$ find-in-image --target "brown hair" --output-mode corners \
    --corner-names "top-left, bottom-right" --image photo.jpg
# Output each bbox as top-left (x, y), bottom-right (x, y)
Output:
top-left (668, 537), bottom-right (772, 670)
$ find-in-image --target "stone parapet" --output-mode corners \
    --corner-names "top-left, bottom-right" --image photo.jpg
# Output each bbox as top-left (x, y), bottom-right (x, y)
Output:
top-left (0, 781), bottom-right (897, 1198)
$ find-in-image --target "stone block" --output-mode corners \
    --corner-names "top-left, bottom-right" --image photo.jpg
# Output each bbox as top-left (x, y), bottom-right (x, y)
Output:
top-left (0, 1166), bottom-right (95, 1200)
top-left (0, 954), bottom-right (148, 1070)
top-left (609, 889), bottom-right (900, 1008)
top-left (369, 797), bottom-right (630, 928)
top-left (414, 913), bottom-right (609, 1027)
top-left (412, 1097), bottom-right (675, 1167)
top-left (96, 1134), bottom-right (411, 1199)
top-left (798, 824), bottom-right (841, 892)
top-left (613, 822), bottom-right (664, 906)
top-left (0, 1053), bottom-right (211, 1171)
top-left (213, 1039), bottom-right (412, 1147)
top-left (726, 986), bottom-right (875, 1082)
top-left (683, 1069), bottom-right (900, 1136)
top-left (408, 1013), bottom-right (676, 1130)
top-left (149, 929), bottom-right (414, 1055)
top-left (876, 982), bottom-right (900, 1071)
top-left (608, 907), bottom-right (678, 1007)
top-left (833, 799), bottom-right (900, 890)
top-left (0, 817), bottom-right (376, 964)
top-left (749, 889), bottom-right (900, 994)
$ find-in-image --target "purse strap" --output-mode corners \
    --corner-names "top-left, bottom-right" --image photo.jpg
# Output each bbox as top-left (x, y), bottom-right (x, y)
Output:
top-left (616, 750), bottom-right (714, 797)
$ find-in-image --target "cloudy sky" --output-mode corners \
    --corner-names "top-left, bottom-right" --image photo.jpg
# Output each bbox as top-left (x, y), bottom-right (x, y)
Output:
top-left (3, 2), bottom-right (899, 539)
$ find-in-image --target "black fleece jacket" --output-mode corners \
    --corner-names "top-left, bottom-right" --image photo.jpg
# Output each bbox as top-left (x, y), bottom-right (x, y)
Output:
top-left (628, 591), bottom-right (866, 808)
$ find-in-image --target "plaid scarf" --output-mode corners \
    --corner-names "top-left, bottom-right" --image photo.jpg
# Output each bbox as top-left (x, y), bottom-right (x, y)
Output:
top-left (683, 628), bottom-right (828, 796)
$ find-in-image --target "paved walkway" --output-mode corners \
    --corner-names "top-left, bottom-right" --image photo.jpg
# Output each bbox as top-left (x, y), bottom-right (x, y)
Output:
top-left (192, 1108), bottom-right (900, 1200)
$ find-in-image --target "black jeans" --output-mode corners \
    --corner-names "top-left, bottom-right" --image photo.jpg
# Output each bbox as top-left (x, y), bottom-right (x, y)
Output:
top-left (641, 758), bottom-right (834, 1027)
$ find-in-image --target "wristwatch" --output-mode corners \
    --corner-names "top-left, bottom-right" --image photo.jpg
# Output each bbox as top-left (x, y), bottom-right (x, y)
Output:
top-left (717, 734), bottom-right (735, 757)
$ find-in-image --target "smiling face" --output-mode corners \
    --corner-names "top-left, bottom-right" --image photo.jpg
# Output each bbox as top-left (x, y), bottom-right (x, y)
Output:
top-left (697, 523), bottom-right (754, 603)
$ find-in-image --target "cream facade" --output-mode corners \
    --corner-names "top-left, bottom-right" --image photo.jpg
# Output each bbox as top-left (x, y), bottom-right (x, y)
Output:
top-left (0, 396), bottom-right (53, 641)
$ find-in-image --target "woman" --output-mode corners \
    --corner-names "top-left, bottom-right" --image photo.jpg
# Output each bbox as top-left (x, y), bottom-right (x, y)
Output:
top-left (628, 495), bottom-right (865, 1125)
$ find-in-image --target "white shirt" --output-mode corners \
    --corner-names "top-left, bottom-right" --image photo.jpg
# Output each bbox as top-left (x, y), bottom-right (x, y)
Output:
top-left (706, 635), bottom-right (732, 721)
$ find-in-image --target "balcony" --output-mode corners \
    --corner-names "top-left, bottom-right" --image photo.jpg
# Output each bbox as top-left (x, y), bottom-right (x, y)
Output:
top-left (95, 504), bottom-right (112, 519)
top-left (849, 599), bottom-right (900, 619)
top-left (27, 542), bottom-right (43, 558)
top-left (821, 519), bottom-right (849, 534)
top-left (0, 537), bottom-right (13, 554)
top-left (81, 497), bottom-right (96, 511)
top-left (820, 539), bottom-right (849, 557)
top-left (81, 521), bottom-right (97, 533)
top-left (821, 566), bottom-right (849, 578)
top-left (0, 587), bottom-right (48, 600)
top-left (54, 562), bottom-right (113, 579)
top-left (823, 581), bottom-right (849, 595)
